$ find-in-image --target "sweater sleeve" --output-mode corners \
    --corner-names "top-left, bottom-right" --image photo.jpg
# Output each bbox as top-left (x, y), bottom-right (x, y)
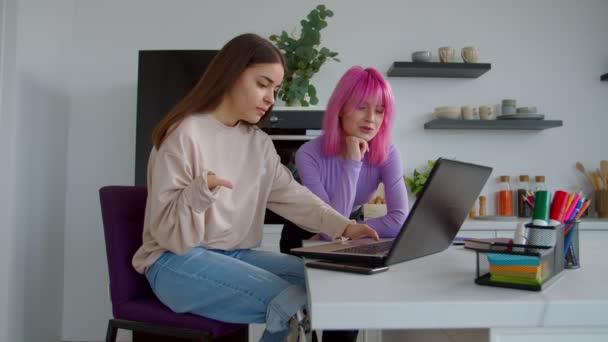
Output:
top-left (146, 146), bottom-right (220, 255)
top-left (295, 144), bottom-right (362, 217)
top-left (265, 144), bottom-right (351, 240)
top-left (361, 145), bottom-right (409, 237)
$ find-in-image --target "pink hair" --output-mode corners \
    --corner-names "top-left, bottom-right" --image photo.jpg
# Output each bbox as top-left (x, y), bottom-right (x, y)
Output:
top-left (322, 66), bottom-right (395, 165)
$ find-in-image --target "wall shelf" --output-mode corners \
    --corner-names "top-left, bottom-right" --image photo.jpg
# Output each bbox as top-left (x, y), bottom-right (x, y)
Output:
top-left (601, 73), bottom-right (608, 81)
top-left (424, 119), bottom-right (563, 130)
top-left (387, 62), bottom-right (491, 78)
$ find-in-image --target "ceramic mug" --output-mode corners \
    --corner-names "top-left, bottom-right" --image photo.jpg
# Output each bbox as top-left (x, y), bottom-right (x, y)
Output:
top-left (479, 105), bottom-right (494, 120)
top-left (438, 47), bottom-right (455, 63)
top-left (461, 106), bottom-right (477, 120)
top-left (461, 46), bottom-right (479, 63)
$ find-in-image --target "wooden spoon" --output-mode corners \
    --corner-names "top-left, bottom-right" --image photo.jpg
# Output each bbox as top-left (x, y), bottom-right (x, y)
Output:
top-left (595, 171), bottom-right (605, 190)
top-left (576, 162), bottom-right (596, 190)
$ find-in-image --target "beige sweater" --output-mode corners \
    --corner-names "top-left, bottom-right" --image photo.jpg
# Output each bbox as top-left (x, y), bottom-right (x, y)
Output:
top-left (132, 114), bottom-right (351, 274)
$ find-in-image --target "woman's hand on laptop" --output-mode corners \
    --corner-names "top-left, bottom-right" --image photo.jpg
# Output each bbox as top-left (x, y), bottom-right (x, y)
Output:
top-left (342, 223), bottom-right (380, 241)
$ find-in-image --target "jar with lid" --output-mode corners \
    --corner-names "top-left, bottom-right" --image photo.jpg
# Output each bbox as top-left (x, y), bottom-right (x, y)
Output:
top-left (534, 175), bottom-right (547, 192)
top-left (497, 175), bottom-right (513, 216)
top-left (517, 175), bottom-right (533, 217)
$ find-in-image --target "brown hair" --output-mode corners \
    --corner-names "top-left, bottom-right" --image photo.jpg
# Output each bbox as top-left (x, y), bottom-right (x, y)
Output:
top-left (151, 33), bottom-right (286, 148)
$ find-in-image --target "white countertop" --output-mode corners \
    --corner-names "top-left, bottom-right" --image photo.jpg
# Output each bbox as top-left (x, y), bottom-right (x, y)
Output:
top-left (263, 218), bottom-right (608, 236)
top-left (305, 233), bottom-right (608, 330)
top-left (462, 217), bottom-right (608, 230)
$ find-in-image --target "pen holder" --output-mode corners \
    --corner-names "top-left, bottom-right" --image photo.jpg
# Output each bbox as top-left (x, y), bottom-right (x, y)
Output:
top-left (525, 222), bottom-right (557, 253)
top-left (563, 220), bottom-right (580, 269)
top-left (474, 224), bottom-right (565, 291)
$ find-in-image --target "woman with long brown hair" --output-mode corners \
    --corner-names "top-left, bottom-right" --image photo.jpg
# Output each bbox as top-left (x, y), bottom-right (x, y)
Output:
top-left (131, 33), bottom-right (379, 341)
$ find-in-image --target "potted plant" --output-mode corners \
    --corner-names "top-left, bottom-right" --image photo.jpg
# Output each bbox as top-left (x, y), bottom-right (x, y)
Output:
top-left (405, 160), bottom-right (437, 198)
top-left (270, 4), bottom-right (340, 106)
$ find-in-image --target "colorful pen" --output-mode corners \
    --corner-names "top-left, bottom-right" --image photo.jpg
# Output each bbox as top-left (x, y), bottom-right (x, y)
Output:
top-left (562, 193), bottom-right (581, 223)
top-left (566, 198), bottom-right (585, 223)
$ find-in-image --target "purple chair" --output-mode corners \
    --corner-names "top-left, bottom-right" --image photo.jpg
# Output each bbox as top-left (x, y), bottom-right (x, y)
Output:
top-left (99, 186), bottom-right (247, 342)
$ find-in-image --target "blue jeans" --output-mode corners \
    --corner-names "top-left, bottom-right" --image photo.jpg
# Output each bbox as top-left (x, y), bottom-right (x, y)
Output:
top-left (146, 247), bottom-right (307, 342)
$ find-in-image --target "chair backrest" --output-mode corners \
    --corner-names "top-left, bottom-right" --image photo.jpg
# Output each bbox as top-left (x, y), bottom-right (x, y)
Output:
top-left (99, 186), bottom-right (153, 307)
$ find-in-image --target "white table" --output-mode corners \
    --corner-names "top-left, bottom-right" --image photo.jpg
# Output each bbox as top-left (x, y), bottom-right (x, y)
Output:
top-left (304, 232), bottom-right (608, 340)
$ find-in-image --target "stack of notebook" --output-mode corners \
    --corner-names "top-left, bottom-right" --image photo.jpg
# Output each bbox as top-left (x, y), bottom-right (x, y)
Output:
top-left (487, 253), bottom-right (549, 286)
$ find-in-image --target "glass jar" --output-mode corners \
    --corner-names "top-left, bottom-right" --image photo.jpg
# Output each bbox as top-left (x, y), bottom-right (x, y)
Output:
top-left (517, 175), bottom-right (533, 217)
top-left (534, 175), bottom-right (547, 192)
top-left (497, 175), bottom-right (513, 216)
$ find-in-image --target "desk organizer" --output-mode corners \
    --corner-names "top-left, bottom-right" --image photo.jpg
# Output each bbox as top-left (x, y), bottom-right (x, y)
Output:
top-left (475, 224), bottom-right (565, 291)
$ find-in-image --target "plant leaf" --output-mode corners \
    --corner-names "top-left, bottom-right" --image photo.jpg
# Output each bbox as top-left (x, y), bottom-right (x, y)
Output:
top-left (268, 5), bottom-right (339, 107)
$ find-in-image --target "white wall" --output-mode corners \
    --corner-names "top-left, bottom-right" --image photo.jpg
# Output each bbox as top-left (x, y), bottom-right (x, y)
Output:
top-left (0, 0), bottom-right (17, 340)
top-left (65, 0), bottom-right (608, 340)
top-left (0, 0), bottom-right (72, 341)
top-left (2, 0), bottom-right (606, 341)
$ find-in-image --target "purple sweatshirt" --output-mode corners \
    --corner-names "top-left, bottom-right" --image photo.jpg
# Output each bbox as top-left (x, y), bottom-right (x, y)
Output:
top-left (295, 137), bottom-right (409, 239)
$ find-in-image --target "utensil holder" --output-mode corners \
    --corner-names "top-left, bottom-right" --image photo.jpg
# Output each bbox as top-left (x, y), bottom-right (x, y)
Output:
top-left (596, 190), bottom-right (608, 218)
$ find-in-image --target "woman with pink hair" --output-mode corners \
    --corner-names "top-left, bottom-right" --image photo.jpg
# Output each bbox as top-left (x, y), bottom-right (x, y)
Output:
top-left (280, 66), bottom-right (409, 341)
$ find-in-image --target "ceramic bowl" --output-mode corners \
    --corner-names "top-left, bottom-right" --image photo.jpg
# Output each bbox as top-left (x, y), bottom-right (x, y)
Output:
top-left (435, 111), bottom-right (461, 120)
top-left (435, 106), bottom-right (460, 113)
top-left (502, 106), bottom-right (516, 115)
top-left (516, 106), bottom-right (537, 114)
top-left (434, 106), bottom-right (461, 120)
top-left (412, 51), bottom-right (432, 63)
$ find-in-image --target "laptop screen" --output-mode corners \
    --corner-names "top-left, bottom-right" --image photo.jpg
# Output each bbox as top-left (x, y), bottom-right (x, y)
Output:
top-left (386, 158), bottom-right (492, 265)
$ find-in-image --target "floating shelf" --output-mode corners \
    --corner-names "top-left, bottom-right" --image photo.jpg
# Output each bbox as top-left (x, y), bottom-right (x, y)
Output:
top-left (387, 62), bottom-right (491, 78)
top-left (601, 73), bottom-right (608, 81)
top-left (424, 119), bottom-right (563, 130)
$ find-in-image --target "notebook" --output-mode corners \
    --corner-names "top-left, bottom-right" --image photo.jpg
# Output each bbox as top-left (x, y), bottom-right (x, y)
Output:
top-left (291, 158), bottom-right (492, 269)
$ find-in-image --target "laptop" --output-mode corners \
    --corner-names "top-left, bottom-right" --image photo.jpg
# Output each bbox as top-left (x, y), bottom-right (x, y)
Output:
top-left (291, 158), bottom-right (492, 271)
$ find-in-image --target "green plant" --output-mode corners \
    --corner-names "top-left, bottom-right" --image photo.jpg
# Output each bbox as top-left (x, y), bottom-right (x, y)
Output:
top-left (405, 160), bottom-right (437, 198)
top-left (269, 4), bottom-right (340, 106)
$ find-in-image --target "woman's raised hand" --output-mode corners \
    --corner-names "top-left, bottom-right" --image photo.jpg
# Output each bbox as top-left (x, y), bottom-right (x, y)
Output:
top-left (207, 172), bottom-right (234, 191)
top-left (344, 136), bottom-right (369, 161)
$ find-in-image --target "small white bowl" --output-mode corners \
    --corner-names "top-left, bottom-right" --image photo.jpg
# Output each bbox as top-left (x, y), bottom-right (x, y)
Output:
top-left (412, 51), bottom-right (432, 63)
top-left (434, 106), bottom-right (460, 113)
top-left (435, 110), bottom-right (462, 120)
top-left (516, 106), bottom-right (537, 114)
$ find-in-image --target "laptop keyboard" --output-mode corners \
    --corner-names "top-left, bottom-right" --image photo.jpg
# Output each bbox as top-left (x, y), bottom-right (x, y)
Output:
top-left (334, 240), bottom-right (393, 255)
